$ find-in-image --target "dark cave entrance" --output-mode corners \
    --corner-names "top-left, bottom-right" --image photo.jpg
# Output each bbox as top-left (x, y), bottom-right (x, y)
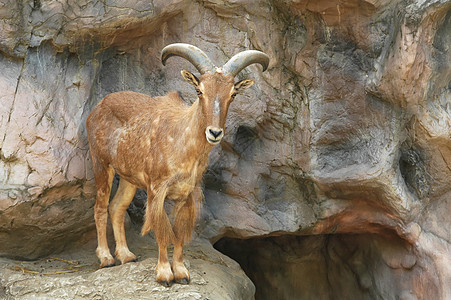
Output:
top-left (214, 233), bottom-right (423, 300)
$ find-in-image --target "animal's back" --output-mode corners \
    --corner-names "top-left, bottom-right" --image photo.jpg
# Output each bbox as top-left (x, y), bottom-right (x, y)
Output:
top-left (86, 90), bottom-right (190, 182)
top-left (92, 91), bottom-right (176, 124)
top-left (87, 90), bottom-right (186, 147)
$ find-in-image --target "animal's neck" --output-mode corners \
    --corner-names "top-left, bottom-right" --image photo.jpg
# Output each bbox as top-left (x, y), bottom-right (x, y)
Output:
top-left (188, 100), bottom-right (210, 146)
top-left (162, 99), bottom-right (210, 179)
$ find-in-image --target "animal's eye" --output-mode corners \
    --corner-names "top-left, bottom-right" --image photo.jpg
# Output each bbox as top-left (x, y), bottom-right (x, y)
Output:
top-left (196, 89), bottom-right (203, 96)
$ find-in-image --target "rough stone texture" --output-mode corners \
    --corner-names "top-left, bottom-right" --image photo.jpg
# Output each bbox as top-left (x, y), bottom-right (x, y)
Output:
top-left (0, 232), bottom-right (254, 300)
top-left (0, 0), bottom-right (450, 299)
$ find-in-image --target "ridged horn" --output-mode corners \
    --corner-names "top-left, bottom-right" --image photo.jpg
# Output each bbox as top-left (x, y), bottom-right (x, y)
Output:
top-left (222, 50), bottom-right (270, 77)
top-left (161, 43), bottom-right (216, 75)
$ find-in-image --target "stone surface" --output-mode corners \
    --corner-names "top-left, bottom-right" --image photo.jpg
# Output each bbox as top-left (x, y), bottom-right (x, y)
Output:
top-left (0, 0), bottom-right (450, 299)
top-left (0, 231), bottom-right (254, 300)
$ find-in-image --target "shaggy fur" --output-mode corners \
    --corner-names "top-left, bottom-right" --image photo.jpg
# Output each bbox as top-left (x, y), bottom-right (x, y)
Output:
top-left (86, 71), bottom-right (254, 286)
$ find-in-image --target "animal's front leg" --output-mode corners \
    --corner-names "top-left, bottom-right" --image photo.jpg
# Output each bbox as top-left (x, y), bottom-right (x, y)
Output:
top-left (172, 191), bottom-right (198, 284)
top-left (172, 241), bottom-right (190, 284)
top-left (156, 243), bottom-right (174, 287)
top-left (143, 184), bottom-right (176, 286)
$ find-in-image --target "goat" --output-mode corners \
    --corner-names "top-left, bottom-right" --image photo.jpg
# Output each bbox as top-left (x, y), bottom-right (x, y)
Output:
top-left (86, 43), bottom-right (269, 286)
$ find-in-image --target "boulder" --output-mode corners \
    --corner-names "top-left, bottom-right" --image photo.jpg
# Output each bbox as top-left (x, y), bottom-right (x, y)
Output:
top-left (0, 233), bottom-right (254, 300)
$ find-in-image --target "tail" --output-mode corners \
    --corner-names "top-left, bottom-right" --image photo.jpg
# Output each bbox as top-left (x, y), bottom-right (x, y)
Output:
top-left (141, 183), bottom-right (176, 245)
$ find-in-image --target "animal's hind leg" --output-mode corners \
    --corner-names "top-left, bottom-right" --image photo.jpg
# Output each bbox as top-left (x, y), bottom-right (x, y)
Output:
top-left (93, 163), bottom-right (115, 268)
top-left (172, 190), bottom-right (198, 284)
top-left (109, 178), bottom-right (137, 264)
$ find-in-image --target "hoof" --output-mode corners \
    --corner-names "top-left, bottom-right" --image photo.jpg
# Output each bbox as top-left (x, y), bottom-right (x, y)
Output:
top-left (156, 261), bottom-right (174, 286)
top-left (115, 248), bottom-right (137, 265)
top-left (175, 277), bottom-right (190, 285)
top-left (172, 262), bottom-right (190, 284)
top-left (99, 257), bottom-right (116, 268)
top-left (158, 279), bottom-right (174, 287)
top-left (97, 248), bottom-right (115, 268)
top-left (119, 256), bottom-right (137, 265)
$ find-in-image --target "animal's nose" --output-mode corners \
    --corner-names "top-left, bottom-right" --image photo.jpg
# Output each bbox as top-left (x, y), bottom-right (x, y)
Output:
top-left (209, 128), bottom-right (223, 138)
top-left (205, 126), bottom-right (224, 145)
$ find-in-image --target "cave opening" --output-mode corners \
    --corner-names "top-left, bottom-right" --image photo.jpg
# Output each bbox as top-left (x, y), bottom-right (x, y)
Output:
top-left (214, 233), bottom-right (423, 300)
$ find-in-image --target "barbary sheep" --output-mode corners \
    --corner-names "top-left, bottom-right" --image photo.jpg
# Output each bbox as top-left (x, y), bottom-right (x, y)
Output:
top-left (86, 43), bottom-right (269, 286)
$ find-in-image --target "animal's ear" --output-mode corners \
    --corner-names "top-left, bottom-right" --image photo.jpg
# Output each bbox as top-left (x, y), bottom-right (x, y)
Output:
top-left (234, 79), bottom-right (254, 94)
top-left (181, 70), bottom-right (200, 87)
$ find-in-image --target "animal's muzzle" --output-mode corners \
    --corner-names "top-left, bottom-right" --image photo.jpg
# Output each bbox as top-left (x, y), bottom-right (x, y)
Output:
top-left (205, 126), bottom-right (224, 145)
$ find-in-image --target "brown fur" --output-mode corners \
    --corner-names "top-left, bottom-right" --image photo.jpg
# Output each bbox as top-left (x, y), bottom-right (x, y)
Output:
top-left (86, 72), bottom-right (253, 285)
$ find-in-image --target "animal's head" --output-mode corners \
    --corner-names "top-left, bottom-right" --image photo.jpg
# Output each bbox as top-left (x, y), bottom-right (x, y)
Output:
top-left (161, 43), bottom-right (269, 145)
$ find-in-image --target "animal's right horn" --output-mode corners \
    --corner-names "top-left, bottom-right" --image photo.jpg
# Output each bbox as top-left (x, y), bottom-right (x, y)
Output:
top-left (161, 43), bottom-right (216, 75)
top-left (222, 50), bottom-right (270, 78)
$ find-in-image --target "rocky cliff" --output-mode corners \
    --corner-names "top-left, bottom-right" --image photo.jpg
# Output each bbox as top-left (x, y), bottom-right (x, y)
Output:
top-left (0, 0), bottom-right (450, 299)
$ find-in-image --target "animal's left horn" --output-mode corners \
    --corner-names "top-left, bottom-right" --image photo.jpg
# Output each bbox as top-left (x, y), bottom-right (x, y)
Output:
top-left (222, 50), bottom-right (270, 77)
top-left (161, 43), bottom-right (216, 75)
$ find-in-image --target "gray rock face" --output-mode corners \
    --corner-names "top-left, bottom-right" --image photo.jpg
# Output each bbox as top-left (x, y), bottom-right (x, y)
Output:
top-left (0, 0), bottom-right (450, 299)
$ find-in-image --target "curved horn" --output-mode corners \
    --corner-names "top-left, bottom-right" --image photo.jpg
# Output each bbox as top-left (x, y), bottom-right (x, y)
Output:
top-left (222, 50), bottom-right (270, 77)
top-left (161, 43), bottom-right (216, 74)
